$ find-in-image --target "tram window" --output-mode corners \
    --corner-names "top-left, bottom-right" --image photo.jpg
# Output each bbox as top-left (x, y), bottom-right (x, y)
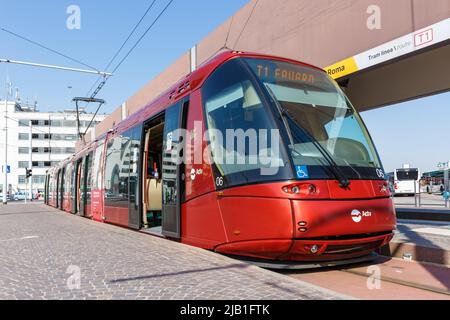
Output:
top-left (92, 140), bottom-right (105, 190)
top-left (104, 135), bottom-right (130, 205)
top-left (85, 152), bottom-right (93, 206)
top-left (244, 58), bottom-right (381, 171)
top-left (202, 59), bottom-right (286, 188)
top-left (64, 165), bottom-right (71, 199)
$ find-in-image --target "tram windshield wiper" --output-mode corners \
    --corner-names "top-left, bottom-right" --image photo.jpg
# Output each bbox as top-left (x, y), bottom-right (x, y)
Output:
top-left (282, 109), bottom-right (351, 189)
top-left (264, 85), bottom-right (350, 189)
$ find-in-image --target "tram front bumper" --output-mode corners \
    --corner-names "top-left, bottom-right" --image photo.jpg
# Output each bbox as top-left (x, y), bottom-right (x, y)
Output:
top-left (215, 232), bottom-right (394, 262)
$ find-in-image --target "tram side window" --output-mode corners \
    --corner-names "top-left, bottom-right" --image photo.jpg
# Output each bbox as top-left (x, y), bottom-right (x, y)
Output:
top-left (202, 59), bottom-right (285, 188)
top-left (49, 176), bottom-right (53, 201)
top-left (85, 152), bottom-right (93, 204)
top-left (127, 126), bottom-right (142, 209)
top-left (64, 166), bottom-right (71, 199)
top-left (71, 162), bottom-right (77, 198)
top-left (104, 135), bottom-right (130, 205)
top-left (92, 140), bottom-right (105, 191)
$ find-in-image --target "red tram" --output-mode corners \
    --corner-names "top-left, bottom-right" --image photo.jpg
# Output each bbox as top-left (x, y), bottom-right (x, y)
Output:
top-left (45, 51), bottom-right (396, 266)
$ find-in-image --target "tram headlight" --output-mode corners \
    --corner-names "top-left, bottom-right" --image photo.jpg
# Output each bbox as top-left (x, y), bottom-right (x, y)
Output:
top-left (307, 184), bottom-right (317, 194)
top-left (282, 183), bottom-right (318, 195)
top-left (291, 186), bottom-right (300, 194)
top-left (310, 245), bottom-right (319, 254)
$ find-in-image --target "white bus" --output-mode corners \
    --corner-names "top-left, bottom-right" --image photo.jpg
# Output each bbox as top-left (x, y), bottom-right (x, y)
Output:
top-left (394, 168), bottom-right (420, 196)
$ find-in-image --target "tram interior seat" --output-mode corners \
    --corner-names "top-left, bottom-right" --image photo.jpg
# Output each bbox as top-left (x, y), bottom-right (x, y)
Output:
top-left (143, 119), bottom-right (164, 229)
top-left (147, 179), bottom-right (162, 211)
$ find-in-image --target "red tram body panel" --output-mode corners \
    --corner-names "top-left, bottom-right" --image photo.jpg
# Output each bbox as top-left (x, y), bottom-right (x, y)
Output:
top-left (45, 51), bottom-right (397, 265)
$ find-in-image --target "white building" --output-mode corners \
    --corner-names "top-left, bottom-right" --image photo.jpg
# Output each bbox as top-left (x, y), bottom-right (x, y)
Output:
top-left (1, 100), bottom-right (107, 194)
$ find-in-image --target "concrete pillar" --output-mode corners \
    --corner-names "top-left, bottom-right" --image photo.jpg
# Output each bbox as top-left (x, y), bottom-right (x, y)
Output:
top-left (190, 45), bottom-right (197, 72)
top-left (121, 102), bottom-right (127, 120)
top-left (90, 127), bottom-right (96, 142)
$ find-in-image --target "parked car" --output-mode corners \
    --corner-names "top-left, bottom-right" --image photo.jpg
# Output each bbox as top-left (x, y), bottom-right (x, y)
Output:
top-left (0, 194), bottom-right (11, 201)
top-left (13, 192), bottom-right (28, 201)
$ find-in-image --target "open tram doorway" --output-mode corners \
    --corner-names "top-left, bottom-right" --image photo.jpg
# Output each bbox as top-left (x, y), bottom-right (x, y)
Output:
top-left (139, 99), bottom-right (188, 238)
top-left (141, 114), bottom-right (165, 236)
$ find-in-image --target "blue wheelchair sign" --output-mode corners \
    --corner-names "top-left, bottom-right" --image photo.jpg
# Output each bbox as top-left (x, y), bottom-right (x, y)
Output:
top-left (2, 166), bottom-right (10, 174)
top-left (295, 165), bottom-right (309, 179)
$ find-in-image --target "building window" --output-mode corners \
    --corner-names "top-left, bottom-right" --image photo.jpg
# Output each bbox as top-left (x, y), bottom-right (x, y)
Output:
top-left (19, 120), bottom-right (29, 127)
top-left (65, 135), bottom-right (77, 141)
top-left (63, 120), bottom-right (77, 127)
top-left (19, 133), bottom-right (29, 140)
top-left (19, 147), bottom-right (29, 154)
top-left (18, 175), bottom-right (47, 184)
top-left (51, 120), bottom-right (62, 127)
top-left (18, 161), bottom-right (29, 169)
top-left (32, 176), bottom-right (46, 184)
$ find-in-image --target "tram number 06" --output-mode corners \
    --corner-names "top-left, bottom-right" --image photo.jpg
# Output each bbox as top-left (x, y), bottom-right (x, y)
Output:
top-left (376, 169), bottom-right (385, 179)
top-left (216, 177), bottom-right (224, 188)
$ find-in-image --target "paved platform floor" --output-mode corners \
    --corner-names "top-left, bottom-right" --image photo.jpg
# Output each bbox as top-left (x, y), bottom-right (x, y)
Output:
top-left (0, 204), bottom-right (347, 300)
top-left (389, 220), bottom-right (450, 265)
top-left (396, 220), bottom-right (450, 250)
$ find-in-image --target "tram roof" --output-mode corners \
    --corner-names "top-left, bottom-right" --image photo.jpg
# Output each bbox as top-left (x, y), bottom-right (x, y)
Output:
top-left (51, 50), bottom-right (325, 169)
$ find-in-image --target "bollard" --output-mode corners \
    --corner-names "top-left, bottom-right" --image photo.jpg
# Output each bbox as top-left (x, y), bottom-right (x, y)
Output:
top-left (414, 183), bottom-right (418, 207)
top-left (443, 191), bottom-right (449, 208)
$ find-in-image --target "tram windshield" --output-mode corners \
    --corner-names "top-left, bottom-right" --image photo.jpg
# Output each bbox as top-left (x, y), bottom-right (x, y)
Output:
top-left (244, 58), bottom-right (384, 180)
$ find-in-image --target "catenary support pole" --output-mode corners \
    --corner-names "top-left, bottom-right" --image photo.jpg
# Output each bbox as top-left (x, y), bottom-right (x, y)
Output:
top-left (28, 120), bottom-right (33, 201)
top-left (2, 98), bottom-right (7, 205)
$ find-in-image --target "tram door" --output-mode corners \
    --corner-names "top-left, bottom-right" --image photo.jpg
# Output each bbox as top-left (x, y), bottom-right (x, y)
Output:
top-left (71, 161), bottom-right (79, 214)
top-left (161, 99), bottom-right (188, 239)
top-left (59, 167), bottom-right (65, 209)
top-left (81, 152), bottom-right (93, 218)
top-left (55, 170), bottom-right (60, 208)
top-left (128, 125), bottom-right (142, 230)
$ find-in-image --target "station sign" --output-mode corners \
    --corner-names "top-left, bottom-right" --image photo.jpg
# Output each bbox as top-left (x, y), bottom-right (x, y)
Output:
top-left (325, 18), bottom-right (450, 79)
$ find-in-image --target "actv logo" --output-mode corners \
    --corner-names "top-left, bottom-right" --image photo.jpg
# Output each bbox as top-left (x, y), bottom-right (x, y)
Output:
top-left (351, 210), bottom-right (372, 223)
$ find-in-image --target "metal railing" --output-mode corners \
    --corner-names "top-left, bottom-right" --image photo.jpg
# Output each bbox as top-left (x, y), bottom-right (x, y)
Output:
top-left (394, 180), bottom-right (449, 209)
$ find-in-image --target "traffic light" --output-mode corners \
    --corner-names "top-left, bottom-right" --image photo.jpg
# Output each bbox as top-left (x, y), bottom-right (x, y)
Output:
top-left (26, 168), bottom-right (33, 179)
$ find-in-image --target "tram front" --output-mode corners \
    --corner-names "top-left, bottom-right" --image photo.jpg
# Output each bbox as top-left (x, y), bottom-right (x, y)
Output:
top-left (202, 54), bottom-right (396, 263)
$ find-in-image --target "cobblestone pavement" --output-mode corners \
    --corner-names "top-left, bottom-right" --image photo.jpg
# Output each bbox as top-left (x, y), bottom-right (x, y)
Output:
top-left (0, 204), bottom-right (349, 300)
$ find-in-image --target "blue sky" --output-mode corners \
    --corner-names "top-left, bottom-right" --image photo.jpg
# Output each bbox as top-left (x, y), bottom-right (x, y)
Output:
top-left (361, 91), bottom-right (450, 173)
top-left (0, 0), bottom-right (249, 111)
top-left (1, 0), bottom-right (448, 173)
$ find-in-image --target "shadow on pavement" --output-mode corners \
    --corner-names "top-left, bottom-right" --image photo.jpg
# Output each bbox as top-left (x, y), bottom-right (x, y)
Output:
top-left (110, 263), bottom-right (250, 283)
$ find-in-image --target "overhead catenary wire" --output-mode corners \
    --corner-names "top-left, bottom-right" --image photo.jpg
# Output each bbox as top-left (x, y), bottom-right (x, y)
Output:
top-left (110, 0), bottom-right (175, 75)
top-left (81, 0), bottom-right (175, 135)
top-left (0, 59), bottom-right (111, 77)
top-left (85, 0), bottom-right (158, 98)
top-left (223, 14), bottom-right (235, 50)
top-left (233, 0), bottom-right (260, 49)
top-left (0, 27), bottom-right (99, 72)
top-left (104, 0), bottom-right (158, 72)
